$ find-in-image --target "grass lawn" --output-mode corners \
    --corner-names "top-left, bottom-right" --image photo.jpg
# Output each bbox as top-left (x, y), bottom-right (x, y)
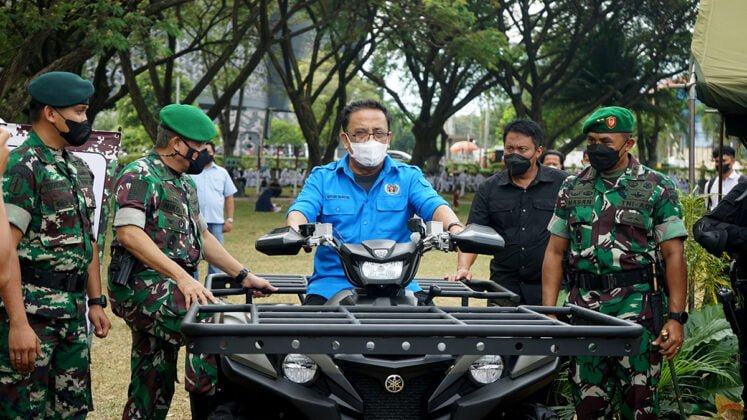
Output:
top-left (89, 194), bottom-right (489, 419)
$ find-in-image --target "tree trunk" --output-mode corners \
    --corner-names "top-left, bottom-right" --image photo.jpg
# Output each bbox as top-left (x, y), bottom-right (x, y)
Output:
top-left (293, 100), bottom-right (322, 168)
top-left (411, 121), bottom-right (442, 169)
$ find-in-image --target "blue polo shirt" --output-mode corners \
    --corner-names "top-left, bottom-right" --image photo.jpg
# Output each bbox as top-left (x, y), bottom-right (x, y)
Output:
top-left (289, 155), bottom-right (449, 299)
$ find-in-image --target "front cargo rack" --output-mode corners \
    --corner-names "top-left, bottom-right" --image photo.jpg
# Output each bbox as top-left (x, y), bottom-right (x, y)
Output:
top-left (206, 274), bottom-right (520, 304)
top-left (182, 302), bottom-right (643, 358)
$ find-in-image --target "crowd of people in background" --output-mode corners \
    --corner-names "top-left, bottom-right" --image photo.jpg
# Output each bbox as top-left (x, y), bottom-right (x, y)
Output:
top-left (227, 167), bottom-right (306, 194)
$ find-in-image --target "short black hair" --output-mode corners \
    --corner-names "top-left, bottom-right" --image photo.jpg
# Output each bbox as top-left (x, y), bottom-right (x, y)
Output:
top-left (713, 146), bottom-right (736, 159)
top-left (29, 99), bottom-right (46, 123)
top-left (503, 119), bottom-right (543, 147)
top-left (340, 100), bottom-right (391, 132)
top-left (541, 149), bottom-right (565, 163)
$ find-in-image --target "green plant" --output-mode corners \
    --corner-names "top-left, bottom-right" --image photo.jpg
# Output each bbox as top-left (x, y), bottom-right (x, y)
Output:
top-left (658, 305), bottom-right (741, 417)
top-left (679, 189), bottom-right (731, 307)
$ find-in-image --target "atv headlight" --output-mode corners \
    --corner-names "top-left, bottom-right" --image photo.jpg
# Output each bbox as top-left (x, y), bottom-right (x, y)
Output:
top-left (282, 354), bottom-right (318, 384)
top-left (469, 355), bottom-right (504, 384)
top-left (361, 261), bottom-right (403, 280)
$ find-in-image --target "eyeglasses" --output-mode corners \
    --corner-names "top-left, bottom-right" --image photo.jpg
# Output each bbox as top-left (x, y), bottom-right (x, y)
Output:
top-left (345, 130), bottom-right (389, 142)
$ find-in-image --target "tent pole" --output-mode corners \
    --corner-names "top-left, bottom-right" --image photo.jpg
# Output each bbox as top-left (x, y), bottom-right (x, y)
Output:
top-left (688, 66), bottom-right (696, 194)
top-left (687, 65), bottom-right (697, 313)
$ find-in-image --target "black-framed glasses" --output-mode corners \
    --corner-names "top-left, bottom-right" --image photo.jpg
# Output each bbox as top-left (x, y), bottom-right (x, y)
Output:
top-left (345, 130), bottom-right (389, 142)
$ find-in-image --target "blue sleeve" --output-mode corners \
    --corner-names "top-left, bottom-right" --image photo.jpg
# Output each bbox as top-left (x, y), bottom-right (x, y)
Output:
top-left (407, 169), bottom-right (448, 220)
top-left (287, 168), bottom-right (324, 222)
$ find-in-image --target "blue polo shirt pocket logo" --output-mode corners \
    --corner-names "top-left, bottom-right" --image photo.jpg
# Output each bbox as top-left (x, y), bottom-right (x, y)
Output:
top-left (384, 183), bottom-right (400, 195)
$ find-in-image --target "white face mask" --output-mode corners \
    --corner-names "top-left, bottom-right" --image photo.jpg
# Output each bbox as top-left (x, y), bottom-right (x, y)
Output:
top-left (349, 139), bottom-right (388, 167)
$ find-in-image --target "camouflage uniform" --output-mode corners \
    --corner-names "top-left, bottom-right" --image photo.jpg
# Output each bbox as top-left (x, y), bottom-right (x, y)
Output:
top-left (548, 156), bottom-right (687, 419)
top-left (108, 153), bottom-right (215, 420)
top-left (0, 131), bottom-right (96, 419)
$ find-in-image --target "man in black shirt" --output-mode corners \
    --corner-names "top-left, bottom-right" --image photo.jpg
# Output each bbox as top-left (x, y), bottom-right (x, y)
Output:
top-left (448, 120), bottom-right (567, 304)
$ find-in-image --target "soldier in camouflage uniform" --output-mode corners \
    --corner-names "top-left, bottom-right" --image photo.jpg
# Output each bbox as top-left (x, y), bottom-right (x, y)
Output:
top-left (1, 127), bottom-right (42, 376)
top-left (0, 72), bottom-right (111, 419)
top-left (541, 107), bottom-right (688, 419)
top-left (108, 104), bottom-right (275, 420)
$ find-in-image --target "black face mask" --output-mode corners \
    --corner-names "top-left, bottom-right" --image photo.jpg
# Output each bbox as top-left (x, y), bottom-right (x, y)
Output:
top-left (504, 153), bottom-right (532, 176)
top-left (586, 142), bottom-right (626, 172)
top-left (54, 109), bottom-right (92, 147)
top-left (720, 164), bottom-right (731, 174)
top-left (177, 140), bottom-right (212, 175)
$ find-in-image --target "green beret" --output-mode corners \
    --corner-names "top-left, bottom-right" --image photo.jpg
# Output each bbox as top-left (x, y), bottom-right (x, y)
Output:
top-left (28, 71), bottom-right (94, 107)
top-left (159, 104), bottom-right (216, 142)
top-left (582, 106), bottom-right (635, 134)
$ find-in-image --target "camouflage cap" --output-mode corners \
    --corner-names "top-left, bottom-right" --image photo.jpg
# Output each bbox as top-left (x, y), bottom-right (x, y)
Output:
top-left (582, 106), bottom-right (635, 134)
top-left (28, 72), bottom-right (94, 107)
top-left (159, 104), bottom-right (216, 142)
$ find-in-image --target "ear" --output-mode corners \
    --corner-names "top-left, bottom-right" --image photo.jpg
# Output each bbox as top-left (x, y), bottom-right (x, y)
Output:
top-left (43, 106), bottom-right (57, 124)
top-left (169, 136), bottom-right (182, 150)
top-left (339, 132), bottom-right (351, 151)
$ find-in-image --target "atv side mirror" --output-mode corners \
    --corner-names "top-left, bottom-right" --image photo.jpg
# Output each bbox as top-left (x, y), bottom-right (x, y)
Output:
top-left (255, 226), bottom-right (306, 255)
top-left (451, 224), bottom-right (505, 255)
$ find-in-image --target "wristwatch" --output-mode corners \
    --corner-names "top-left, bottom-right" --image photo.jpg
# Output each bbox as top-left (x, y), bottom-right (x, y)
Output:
top-left (447, 222), bottom-right (465, 232)
top-left (225, 218), bottom-right (234, 223)
top-left (235, 267), bottom-right (250, 282)
top-left (88, 296), bottom-right (108, 308)
top-left (668, 311), bottom-right (689, 325)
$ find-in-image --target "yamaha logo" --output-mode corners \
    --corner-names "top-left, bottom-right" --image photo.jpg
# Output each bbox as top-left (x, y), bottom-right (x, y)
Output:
top-left (384, 374), bottom-right (404, 393)
top-left (373, 249), bottom-right (388, 258)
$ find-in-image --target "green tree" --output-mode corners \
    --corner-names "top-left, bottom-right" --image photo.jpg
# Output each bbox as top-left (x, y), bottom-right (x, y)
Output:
top-left (539, 0), bottom-right (696, 156)
top-left (119, 0), bottom-right (276, 141)
top-left (261, 0), bottom-right (380, 167)
top-left (0, 0), bottom-right (187, 122)
top-left (363, 0), bottom-right (508, 169)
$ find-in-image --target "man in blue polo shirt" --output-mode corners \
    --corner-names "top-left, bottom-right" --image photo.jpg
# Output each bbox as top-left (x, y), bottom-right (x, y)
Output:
top-left (287, 99), bottom-right (463, 304)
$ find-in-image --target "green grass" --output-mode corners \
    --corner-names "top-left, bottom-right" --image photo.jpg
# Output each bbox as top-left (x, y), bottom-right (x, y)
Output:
top-left (89, 195), bottom-right (488, 419)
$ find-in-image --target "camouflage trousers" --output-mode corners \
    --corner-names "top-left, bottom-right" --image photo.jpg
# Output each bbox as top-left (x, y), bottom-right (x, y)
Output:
top-left (0, 309), bottom-right (92, 419)
top-left (109, 274), bottom-right (217, 420)
top-left (568, 283), bottom-right (662, 420)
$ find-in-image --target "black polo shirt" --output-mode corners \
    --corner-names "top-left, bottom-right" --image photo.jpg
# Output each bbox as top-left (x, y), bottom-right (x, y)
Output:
top-left (467, 163), bottom-right (568, 285)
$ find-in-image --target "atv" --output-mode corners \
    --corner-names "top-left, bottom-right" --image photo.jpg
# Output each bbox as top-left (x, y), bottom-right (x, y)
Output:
top-left (182, 220), bottom-right (642, 419)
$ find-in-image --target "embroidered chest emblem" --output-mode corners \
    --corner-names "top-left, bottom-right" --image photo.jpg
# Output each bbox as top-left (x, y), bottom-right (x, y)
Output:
top-left (385, 183), bottom-right (400, 195)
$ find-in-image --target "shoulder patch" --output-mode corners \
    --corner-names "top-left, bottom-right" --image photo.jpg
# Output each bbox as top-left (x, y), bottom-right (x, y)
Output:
top-left (127, 178), bottom-right (149, 203)
top-left (6, 164), bottom-right (34, 195)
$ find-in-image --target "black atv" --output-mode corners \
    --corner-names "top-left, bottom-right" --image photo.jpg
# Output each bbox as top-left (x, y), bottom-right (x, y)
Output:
top-left (182, 220), bottom-right (642, 419)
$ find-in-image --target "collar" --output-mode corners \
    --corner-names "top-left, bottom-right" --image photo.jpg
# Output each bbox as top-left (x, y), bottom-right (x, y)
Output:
top-left (336, 154), bottom-right (397, 179)
top-left (27, 131), bottom-right (66, 165)
top-left (727, 169), bottom-right (741, 181)
top-left (496, 162), bottom-right (553, 186)
top-left (145, 152), bottom-right (179, 181)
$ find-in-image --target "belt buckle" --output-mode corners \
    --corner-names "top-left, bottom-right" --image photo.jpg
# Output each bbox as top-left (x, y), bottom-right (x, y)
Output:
top-left (602, 273), bottom-right (616, 290)
top-left (66, 274), bottom-right (78, 292)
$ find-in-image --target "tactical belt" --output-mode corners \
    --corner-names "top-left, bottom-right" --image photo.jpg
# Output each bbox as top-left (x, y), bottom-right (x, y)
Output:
top-left (572, 268), bottom-right (653, 291)
top-left (21, 264), bottom-right (88, 293)
top-left (132, 260), bottom-right (196, 276)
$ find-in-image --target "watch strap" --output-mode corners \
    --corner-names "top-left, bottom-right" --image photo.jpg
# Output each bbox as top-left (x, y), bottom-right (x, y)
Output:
top-left (447, 222), bottom-right (465, 232)
top-left (235, 267), bottom-right (250, 282)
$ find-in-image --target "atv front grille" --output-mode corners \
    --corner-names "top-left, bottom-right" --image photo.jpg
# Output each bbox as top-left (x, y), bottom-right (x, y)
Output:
top-left (343, 369), bottom-right (442, 419)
